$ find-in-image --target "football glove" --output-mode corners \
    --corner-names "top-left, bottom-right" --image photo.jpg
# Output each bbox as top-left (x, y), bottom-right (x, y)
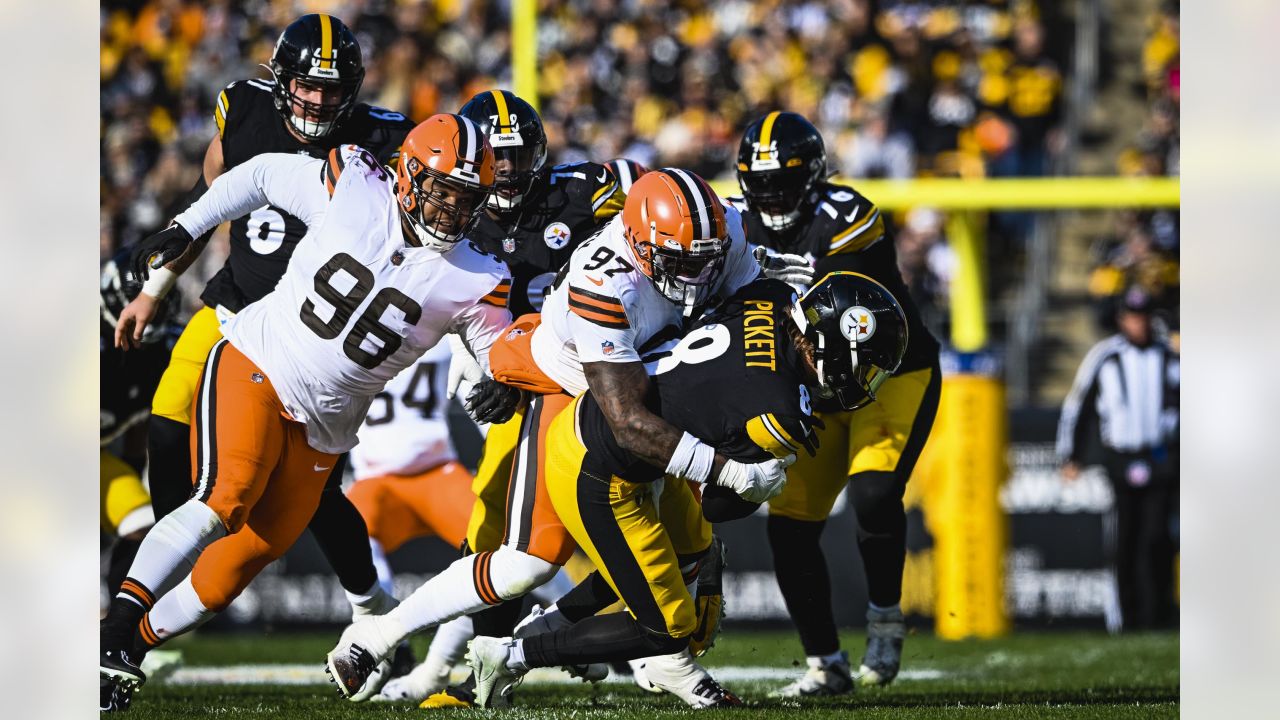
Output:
top-left (464, 377), bottom-right (526, 425)
top-left (715, 454), bottom-right (795, 503)
top-left (753, 246), bottom-right (815, 293)
top-left (130, 223), bottom-right (194, 283)
top-left (446, 335), bottom-right (485, 401)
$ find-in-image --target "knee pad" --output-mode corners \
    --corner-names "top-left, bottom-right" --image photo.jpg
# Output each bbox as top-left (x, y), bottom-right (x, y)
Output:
top-left (849, 471), bottom-right (906, 539)
top-left (487, 547), bottom-right (559, 600)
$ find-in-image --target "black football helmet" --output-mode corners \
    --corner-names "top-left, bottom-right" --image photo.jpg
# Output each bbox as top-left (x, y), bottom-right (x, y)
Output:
top-left (458, 89), bottom-right (547, 212)
top-left (792, 271), bottom-right (907, 410)
top-left (737, 111), bottom-right (827, 232)
top-left (268, 14), bottom-right (365, 141)
top-left (101, 247), bottom-right (182, 345)
top-left (606, 158), bottom-right (650, 194)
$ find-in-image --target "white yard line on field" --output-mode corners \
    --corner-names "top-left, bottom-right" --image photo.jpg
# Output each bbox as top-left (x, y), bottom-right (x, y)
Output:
top-left (164, 664), bottom-right (946, 686)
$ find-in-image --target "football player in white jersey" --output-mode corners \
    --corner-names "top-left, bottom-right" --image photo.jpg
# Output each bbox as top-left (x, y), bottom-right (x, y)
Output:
top-left (99, 114), bottom-right (517, 711)
top-left (324, 169), bottom-right (801, 705)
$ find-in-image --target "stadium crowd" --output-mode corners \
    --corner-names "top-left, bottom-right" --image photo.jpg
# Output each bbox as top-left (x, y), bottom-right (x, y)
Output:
top-left (1088, 0), bottom-right (1178, 340)
top-left (101, 0), bottom-right (1074, 334)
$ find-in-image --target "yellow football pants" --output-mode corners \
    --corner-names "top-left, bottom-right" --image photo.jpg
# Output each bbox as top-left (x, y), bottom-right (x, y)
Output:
top-left (100, 449), bottom-right (153, 536)
top-left (465, 409), bottom-right (523, 552)
top-left (769, 367), bottom-right (937, 522)
top-left (150, 307), bottom-right (223, 424)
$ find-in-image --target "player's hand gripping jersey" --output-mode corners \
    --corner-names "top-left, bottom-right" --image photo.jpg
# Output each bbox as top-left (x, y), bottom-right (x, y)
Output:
top-left (203, 78), bottom-right (414, 313)
top-left (574, 278), bottom-right (820, 483)
top-left (528, 204), bottom-right (761, 396)
top-left (173, 145), bottom-right (511, 453)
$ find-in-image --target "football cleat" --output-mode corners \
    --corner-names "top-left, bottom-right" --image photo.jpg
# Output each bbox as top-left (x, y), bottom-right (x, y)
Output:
top-left (376, 658), bottom-right (451, 702)
top-left (139, 649), bottom-right (184, 686)
top-left (628, 657), bottom-right (664, 694)
top-left (689, 534), bottom-right (728, 657)
top-left (637, 649), bottom-right (741, 709)
top-left (565, 662), bottom-right (610, 683)
top-left (100, 647), bottom-right (147, 713)
top-left (770, 650), bottom-right (854, 697)
top-left (389, 641), bottom-right (416, 679)
top-left (324, 619), bottom-right (397, 701)
top-left (858, 606), bottom-right (906, 686)
top-left (466, 636), bottom-right (526, 708)
top-left (513, 604), bottom-right (565, 638)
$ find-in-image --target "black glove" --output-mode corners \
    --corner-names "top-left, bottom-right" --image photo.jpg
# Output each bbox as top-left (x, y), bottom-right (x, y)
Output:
top-left (130, 223), bottom-right (194, 284)
top-left (464, 377), bottom-right (526, 425)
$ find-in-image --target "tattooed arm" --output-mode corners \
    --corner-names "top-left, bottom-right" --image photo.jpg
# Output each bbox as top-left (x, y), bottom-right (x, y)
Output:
top-left (582, 360), bottom-right (727, 477)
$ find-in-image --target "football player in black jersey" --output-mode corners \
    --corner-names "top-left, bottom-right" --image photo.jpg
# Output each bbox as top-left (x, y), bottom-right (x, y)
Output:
top-left (104, 15), bottom-right (415, 699)
top-left (463, 272), bottom-right (910, 708)
top-left (732, 111), bottom-right (942, 695)
top-left (99, 250), bottom-right (183, 711)
top-left (410, 89), bottom-right (628, 709)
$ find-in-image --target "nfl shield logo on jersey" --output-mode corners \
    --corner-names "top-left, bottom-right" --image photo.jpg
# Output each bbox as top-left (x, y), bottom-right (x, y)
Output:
top-left (601, 340), bottom-right (615, 356)
top-left (544, 222), bottom-right (572, 249)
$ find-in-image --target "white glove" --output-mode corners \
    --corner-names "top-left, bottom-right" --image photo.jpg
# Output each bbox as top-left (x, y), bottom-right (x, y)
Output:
top-left (446, 333), bottom-right (485, 400)
top-left (753, 246), bottom-right (815, 293)
top-left (715, 453), bottom-right (796, 503)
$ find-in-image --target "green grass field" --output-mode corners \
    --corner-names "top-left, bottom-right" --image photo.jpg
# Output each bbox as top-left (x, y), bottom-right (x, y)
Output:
top-left (123, 629), bottom-right (1178, 719)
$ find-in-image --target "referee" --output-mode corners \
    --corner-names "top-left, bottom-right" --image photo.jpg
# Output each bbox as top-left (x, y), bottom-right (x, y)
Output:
top-left (1057, 287), bottom-right (1179, 631)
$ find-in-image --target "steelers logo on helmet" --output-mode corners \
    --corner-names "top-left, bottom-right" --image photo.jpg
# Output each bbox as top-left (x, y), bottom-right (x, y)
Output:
top-left (839, 305), bottom-right (877, 343)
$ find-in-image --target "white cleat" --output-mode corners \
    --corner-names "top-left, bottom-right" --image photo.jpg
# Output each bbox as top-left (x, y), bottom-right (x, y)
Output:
top-left (324, 618), bottom-right (396, 701)
top-left (636, 650), bottom-right (742, 708)
top-left (770, 651), bottom-right (854, 698)
top-left (628, 657), bottom-right (664, 694)
top-left (139, 649), bottom-right (184, 686)
top-left (466, 636), bottom-right (526, 708)
top-left (513, 604), bottom-right (564, 638)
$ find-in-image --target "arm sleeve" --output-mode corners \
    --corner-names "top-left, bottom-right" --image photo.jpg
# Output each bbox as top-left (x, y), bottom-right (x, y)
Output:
top-left (450, 299), bottom-right (513, 375)
top-left (173, 153), bottom-right (329, 237)
top-left (1056, 342), bottom-right (1108, 462)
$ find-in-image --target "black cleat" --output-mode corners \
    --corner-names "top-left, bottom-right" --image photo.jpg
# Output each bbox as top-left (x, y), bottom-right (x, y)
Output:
top-left (100, 648), bottom-right (146, 713)
top-left (390, 641), bottom-right (416, 680)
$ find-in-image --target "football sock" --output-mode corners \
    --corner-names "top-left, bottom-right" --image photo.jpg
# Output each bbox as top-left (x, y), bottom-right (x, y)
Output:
top-left (107, 537), bottom-right (143, 597)
top-left (146, 416), bottom-right (193, 520)
top-left (120, 499), bottom-right (226, 611)
top-left (766, 514), bottom-right (840, 657)
top-left (422, 615), bottom-right (473, 681)
top-left (308, 464), bottom-right (379, 595)
top-left (850, 471), bottom-right (908, 608)
top-left (134, 575), bottom-right (214, 655)
top-left (521, 612), bottom-right (685, 667)
top-left (368, 539), bottom-right (395, 597)
top-left (555, 571), bottom-right (619, 623)
top-left (506, 639), bottom-right (528, 672)
top-left (347, 578), bottom-right (397, 619)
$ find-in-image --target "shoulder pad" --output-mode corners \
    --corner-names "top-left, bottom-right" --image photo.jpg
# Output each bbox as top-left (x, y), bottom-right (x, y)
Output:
top-left (215, 79), bottom-right (275, 138)
top-left (815, 182), bottom-right (884, 256)
top-left (726, 195), bottom-right (750, 213)
top-left (323, 144), bottom-right (390, 196)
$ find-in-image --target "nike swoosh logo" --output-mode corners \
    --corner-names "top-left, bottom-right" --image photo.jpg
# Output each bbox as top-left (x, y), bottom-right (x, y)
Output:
top-left (585, 275), bottom-right (604, 286)
top-left (314, 464), bottom-right (332, 472)
top-left (598, 169), bottom-right (609, 183)
top-left (844, 209), bottom-right (859, 223)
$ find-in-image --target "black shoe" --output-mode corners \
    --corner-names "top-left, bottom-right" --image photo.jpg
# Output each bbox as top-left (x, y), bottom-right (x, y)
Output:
top-left (690, 677), bottom-right (744, 708)
top-left (100, 648), bottom-right (146, 713)
top-left (390, 641), bottom-right (416, 680)
top-left (419, 683), bottom-right (478, 709)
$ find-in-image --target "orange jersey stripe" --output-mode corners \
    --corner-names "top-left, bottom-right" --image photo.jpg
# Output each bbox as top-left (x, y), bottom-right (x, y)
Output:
top-left (567, 287), bottom-right (625, 314)
top-left (570, 304), bottom-right (630, 329)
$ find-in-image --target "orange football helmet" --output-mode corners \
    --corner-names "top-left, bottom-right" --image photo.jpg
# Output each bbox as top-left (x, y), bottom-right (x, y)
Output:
top-left (396, 114), bottom-right (496, 251)
top-left (621, 168), bottom-right (729, 312)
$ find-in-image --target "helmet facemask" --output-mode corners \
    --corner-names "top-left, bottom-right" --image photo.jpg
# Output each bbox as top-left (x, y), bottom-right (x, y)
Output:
top-left (635, 225), bottom-right (727, 315)
top-left (489, 143), bottom-right (546, 212)
top-left (739, 165), bottom-right (813, 232)
top-left (269, 69), bottom-right (363, 141)
top-left (400, 159), bottom-right (491, 253)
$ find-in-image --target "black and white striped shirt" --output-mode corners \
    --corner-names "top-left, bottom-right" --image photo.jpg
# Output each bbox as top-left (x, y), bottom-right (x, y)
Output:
top-left (1056, 334), bottom-right (1179, 460)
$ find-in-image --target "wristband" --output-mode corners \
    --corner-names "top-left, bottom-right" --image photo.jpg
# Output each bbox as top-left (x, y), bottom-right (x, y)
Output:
top-left (140, 266), bottom-right (179, 299)
top-left (665, 431), bottom-right (715, 485)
